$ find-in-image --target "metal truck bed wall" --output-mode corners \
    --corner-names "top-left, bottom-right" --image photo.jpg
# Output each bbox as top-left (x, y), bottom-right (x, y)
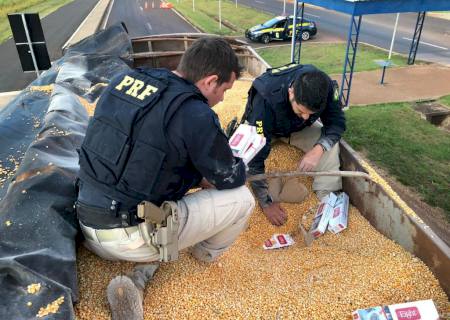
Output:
top-left (131, 33), bottom-right (269, 79)
top-left (130, 34), bottom-right (450, 297)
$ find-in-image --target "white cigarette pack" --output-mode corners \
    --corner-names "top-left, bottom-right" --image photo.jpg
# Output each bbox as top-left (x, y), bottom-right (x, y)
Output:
top-left (385, 299), bottom-right (439, 320)
top-left (263, 234), bottom-right (295, 250)
top-left (352, 300), bottom-right (439, 320)
top-left (328, 192), bottom-right (349, 234)
top-left (309, 192), bottom-right (338, 238)
top-left (229, 124), bottom-right (255, 157)
top-left (352, 306), bottom-right (389, 320)
top-left (229, 124), bottom-right (266, 164)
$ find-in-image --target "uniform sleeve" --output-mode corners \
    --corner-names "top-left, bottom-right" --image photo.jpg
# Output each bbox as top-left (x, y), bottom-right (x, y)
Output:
top-left (181, 101), bottom-right (247, 190)
top-left (242, 91), bottom-right (274, 208)
top-left (317, 87), bottom-right (346, 151)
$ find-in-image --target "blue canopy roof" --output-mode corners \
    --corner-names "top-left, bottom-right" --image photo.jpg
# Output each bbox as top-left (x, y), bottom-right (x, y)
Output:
top-left (300, 0), bottom-right (450, 15)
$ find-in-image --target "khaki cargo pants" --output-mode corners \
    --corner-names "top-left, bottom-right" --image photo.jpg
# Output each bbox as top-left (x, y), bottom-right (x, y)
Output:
top-left (80, 185), bottom-right (255, 263)
top-left (276, 122), bottom-right (342, 193)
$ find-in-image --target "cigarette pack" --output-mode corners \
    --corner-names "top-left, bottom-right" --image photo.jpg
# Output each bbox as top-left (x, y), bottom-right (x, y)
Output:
top-left (229, 124), bottom-right (255, 157)
top-left (263, 234), bottom-right (295, 250)
top-left (385, 299), bottom-right (439, 320)
top-left (352, 300), bottom-right (439, 320)
top-left (229, 124), bottom-right (266, 164)
top-left (309, 192), bottom-right (338, 238)
top-left (328, 192), bottom-right (349, 234)
top-left (352, 306), bottom-right (389, 320)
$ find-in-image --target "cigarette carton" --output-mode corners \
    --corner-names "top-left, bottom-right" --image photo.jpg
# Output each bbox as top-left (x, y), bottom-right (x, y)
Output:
top-left (328, 192), bottom-right (349, 234)
top-left (309, 192), bottom-right (338, 238)
top-left (385, 299), bottom-right (439, 320)
top-left (229, 124), bottom-right (266, 165)
top-left (352, 306), bottom-right (388, 320)
top-left (229, 124), bottom-right (255, 157)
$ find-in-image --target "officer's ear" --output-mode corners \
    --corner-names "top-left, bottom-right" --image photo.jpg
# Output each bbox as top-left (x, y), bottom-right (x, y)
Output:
top-left (202, 74), bottom-right (219, 88)
top-left (196, 74), bottom-right (219, 95)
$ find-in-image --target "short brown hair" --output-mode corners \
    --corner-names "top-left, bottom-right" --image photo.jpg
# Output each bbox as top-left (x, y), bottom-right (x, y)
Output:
top-left (177, 36), bottom-right (242, 84)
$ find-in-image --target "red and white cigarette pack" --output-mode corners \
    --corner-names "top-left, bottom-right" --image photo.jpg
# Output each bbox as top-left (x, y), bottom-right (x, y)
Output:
top-left (240, 134), bottom-right (266, 165)
top-left (352, 299), bottom-right (439, 320)
top-left (328, 192), bottom-right (349, 234)
top-left (263, 234), bottom-right (295, 250)
top-left (229, 124), bottom-right (266, 165)
top-left (309, 192), bottom-right (338, 238)
top-left (386, 299), bottom-right (439, 320)
top-left (229, 124), bottom-right (255, 157)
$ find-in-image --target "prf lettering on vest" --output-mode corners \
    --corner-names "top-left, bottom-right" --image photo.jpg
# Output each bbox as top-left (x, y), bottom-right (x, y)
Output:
top-left (255, 120), bottom-right (264, 135)
top-left (115, 75), bottom-right (159, 100)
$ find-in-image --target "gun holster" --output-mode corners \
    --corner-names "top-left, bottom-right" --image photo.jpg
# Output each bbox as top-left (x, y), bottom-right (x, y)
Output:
top-left (137, 201), bottom-right (179, 262)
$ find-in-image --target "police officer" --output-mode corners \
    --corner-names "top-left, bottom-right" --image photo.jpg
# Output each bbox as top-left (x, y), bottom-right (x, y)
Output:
top-left (76, 37), bottom-right (255, 320)
top-left (242, 63), bottom-right (345, 226)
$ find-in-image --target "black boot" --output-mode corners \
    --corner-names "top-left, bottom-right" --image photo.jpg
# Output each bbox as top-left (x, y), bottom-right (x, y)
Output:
top-left (107, 264), bottom-right (159, 320)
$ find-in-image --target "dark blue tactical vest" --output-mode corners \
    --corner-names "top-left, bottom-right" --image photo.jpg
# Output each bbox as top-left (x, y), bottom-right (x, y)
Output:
top-left (250, 63), bottom-right (322, 137)
top-left (78, 68), bottom-right (207, 209)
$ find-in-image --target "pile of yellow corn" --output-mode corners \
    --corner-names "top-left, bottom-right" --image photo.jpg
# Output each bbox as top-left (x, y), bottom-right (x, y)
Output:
top-left (74, 80), bottom-right (450, 319)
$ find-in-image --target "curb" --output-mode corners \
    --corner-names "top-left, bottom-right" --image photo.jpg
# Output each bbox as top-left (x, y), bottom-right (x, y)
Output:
top-left (170, 6), bottom-right (203, 33)
top-left (62, 0), bottom-right (112, 51)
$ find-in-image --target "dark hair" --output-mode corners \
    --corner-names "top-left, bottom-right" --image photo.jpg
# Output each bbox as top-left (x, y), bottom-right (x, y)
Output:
top-left (292, 70), bottom-right (330, 113)
top-left (177, 36), bottom-right (243, 85)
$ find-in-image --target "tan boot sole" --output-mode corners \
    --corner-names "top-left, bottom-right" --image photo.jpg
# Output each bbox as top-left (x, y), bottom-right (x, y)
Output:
top-left (107, 275), bottom-right (143, 320)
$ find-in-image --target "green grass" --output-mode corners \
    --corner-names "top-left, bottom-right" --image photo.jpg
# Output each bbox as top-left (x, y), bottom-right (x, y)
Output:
top-left (257, 43), bottom-right (416, 74)
top-left (439, 94), bottom-right (450, 107)
top-left (0, 0), bottom-right (73, 44)
top-left (174, 0), bottom-right (272, 35)
top-left (344, 103), bottom-right (450, 219)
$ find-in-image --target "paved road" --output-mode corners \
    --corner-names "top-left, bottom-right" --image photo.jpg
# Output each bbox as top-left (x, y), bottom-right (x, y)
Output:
top-left (238, 0), bottom-right (450, 65)
top-left (105, 0), bottom-right (197, 37)
top-left (0, 0), bottom-right (98, 92)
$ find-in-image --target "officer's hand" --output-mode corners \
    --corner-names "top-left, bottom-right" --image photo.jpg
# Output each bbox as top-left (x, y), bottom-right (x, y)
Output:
top-left (298, 145), bottom-right (324, 172)
top-left (262, 203), bottom-right (287, 226)
top-left (199, 178), bottom-right (215, 189)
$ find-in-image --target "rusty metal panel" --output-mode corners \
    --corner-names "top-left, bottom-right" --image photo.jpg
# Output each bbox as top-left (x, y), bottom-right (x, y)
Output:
top-left (130, 34), bottom-right (268, 78)
top-left (340, 140), bottom-right (450, 297)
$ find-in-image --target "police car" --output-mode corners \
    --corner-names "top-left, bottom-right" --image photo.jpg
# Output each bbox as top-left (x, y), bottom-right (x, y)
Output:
top-left (245, 15), bottom-right (317, 44)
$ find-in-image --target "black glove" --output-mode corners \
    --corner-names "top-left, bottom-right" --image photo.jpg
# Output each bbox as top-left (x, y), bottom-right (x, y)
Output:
top-left (224, 116), bottom-right (238, 138)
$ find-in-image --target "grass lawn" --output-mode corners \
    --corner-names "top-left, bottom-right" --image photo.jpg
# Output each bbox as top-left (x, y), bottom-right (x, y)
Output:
top-left (174, 0), bottom-right (272, 35)
top-left (439, 94), bottom-right (450, 107)
top-left (0, 0), bottom-right (73, 44)
top-left (344, 103), bottom-right (450, 219)
top-left (256, 43), bottom-right (415, 74)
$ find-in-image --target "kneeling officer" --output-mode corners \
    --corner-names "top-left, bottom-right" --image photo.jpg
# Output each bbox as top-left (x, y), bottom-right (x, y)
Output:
top-left (76, 37), bottom-right (255, 320)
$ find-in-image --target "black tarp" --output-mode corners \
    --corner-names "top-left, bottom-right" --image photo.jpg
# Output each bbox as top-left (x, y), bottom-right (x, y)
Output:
top-left (0, 24), bottom-right (133, 319)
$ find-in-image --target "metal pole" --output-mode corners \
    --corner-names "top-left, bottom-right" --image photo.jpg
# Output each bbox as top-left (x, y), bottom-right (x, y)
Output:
top-left (408, 12), bottom-right (426, 65)
top-left (290, 2), bottom-right (299, 63)
top-left (193, 0), bottom-right (195, 12)
top-left (388, 13), bottom-right (399, 60)
top-left (219, 0), bottom-right (222, 30)
top-left (380, 65), bottom-right (387, 84)
top-left (283, 0), bottom-right (286, 16)
top-left (21, 13), bottom-right (40, 78)
top-left (339, 14), bottom-right (362, 107)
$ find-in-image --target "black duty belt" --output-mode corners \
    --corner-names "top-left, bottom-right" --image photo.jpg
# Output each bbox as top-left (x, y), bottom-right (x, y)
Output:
top-left (76, 201), bottom-right (144, 229)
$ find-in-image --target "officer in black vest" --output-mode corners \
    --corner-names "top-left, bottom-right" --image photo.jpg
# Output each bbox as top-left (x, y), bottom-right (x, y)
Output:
top-left (241, 63), bottom-right (345, 226)
top-left (76, 37), bottom-right (255, 320)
